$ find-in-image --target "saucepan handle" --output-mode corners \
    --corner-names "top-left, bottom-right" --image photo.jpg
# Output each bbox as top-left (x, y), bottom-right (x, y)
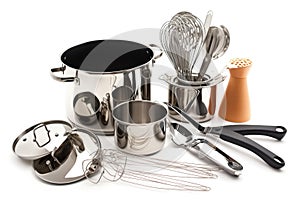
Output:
top-left (149, 44), bottom-right (163, 62)
top-left (224, 125), bottom-right (287, 140)
top-left (219, 127), bottom-right (285, 169)
top-left (50, 65), bottom-right (77, 82)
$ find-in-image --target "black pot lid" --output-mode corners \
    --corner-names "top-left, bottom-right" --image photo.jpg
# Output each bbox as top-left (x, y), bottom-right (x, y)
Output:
top-left (61, 40), bottom-right (153, 73)
top-left (13, 120), bottom-right (72, 160)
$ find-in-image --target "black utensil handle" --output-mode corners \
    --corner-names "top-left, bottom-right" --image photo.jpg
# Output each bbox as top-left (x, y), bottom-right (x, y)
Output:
top-left (224, 125), bottom-right (287, 140)
top-left (219, 128), bottom-right (285, 169)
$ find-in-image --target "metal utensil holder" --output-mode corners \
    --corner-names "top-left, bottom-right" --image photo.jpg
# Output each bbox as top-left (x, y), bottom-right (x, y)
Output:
top-left (162, 73), bottom-right (225, 122)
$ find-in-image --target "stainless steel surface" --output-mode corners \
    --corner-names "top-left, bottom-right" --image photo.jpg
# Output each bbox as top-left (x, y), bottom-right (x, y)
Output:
top-left (161, 73), bottom-right (225, 122)
top-left (62, 64), bottom-right (151, 135)
top-left (33, 134), bottom-right (83, 184)
top-left (170, 123), bottom-right (243, 176)
top-left (112, 100), bottom-right (167, 155)
top-left (33, 128), bottom-right (102, 184)
top-left (51, 40), bottom-right (162, 134)
top-left (13, 120), bottom-right (102, 184)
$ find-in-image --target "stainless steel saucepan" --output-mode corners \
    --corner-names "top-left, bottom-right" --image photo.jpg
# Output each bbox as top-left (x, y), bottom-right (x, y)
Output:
top-left (112, 100), bottom-right (167, 155)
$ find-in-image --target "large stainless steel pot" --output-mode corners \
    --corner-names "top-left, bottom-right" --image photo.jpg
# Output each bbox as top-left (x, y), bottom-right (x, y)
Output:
top-left (50, 40), bottom-right (162, 135)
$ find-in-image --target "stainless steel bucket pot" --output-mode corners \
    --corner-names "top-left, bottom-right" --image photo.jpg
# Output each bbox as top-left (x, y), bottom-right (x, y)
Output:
top-left (112, 100), bottom-right (167, 155)
top-left (50, 40), bottom-right (162, 135)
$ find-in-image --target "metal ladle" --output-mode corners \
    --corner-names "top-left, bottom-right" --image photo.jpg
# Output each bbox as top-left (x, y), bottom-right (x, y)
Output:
top-left (196, 25), bottom-right (230, 81)
top-left (214, 25), bottom-right (230, 59)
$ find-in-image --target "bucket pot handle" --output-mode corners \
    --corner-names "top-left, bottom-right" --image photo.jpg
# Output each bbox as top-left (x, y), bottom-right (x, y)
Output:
top-left (149, 44), bottom-right (163, 63)
top-left (50, 65), bottom-right (77, 82)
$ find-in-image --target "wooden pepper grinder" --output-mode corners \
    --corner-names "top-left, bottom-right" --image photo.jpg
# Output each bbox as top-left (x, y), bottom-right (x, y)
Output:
top-left (219, 58), bottom-right (252, 122)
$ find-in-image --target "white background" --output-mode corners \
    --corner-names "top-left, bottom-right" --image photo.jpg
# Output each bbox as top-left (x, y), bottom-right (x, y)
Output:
top-left (1, 0), bottom-right (299, 199)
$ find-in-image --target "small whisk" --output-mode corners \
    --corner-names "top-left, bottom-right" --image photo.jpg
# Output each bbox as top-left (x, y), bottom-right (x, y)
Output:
top-left (160, 11), bottom-right (205, 81)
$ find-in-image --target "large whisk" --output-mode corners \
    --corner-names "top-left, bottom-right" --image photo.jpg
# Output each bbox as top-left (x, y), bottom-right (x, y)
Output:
top-left (160, 11), bottom-right (205, 81)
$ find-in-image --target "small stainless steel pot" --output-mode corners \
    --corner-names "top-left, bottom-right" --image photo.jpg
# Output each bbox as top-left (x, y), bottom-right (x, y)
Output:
top-left (50, 40), bottom-right (162, 135)
top-left (112, 100), bottom-right (167, 155)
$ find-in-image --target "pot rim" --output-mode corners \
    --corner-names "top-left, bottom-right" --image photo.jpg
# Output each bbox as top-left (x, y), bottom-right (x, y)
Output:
top-left (64, 60), bottom-right (152, 75)
top-left (112, 100), bottom-right (168, 126)
top-left (160, 73), bottom-right (226, 89)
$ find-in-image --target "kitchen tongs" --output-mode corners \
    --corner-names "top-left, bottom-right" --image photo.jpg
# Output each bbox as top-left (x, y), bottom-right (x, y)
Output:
top-left (170, 122), bottom-right (243, 176)
top-left (166, 104), bottom-right (287, 169)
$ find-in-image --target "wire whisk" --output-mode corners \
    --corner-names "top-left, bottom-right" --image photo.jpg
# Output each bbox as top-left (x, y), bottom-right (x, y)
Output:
top-left (160, 11), bottom-right (205, 81)
top-left (83, 149), bottom-right (219, 191)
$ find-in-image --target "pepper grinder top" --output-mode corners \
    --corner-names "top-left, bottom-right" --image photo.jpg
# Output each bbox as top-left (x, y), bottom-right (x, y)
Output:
top-left (219, 58), bottom-right (252, 122)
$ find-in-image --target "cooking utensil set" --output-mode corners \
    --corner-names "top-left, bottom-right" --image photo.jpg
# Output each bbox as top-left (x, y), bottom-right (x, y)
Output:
top-left (12, 10), bottom-right (287, 190)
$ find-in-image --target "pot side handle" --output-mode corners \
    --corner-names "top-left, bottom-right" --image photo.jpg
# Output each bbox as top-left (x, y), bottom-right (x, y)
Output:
top-left (149, 44), bottom-right (163, 63)
top-left (50, 65), bottom-right (76, 82)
